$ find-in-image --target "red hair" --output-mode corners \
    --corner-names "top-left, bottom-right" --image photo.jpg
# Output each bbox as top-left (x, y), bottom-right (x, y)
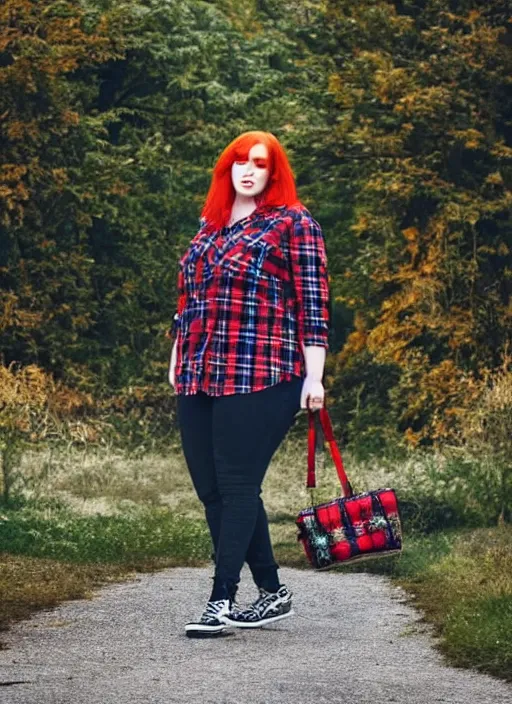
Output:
top-left (200, 131), bottom-right (301, 231)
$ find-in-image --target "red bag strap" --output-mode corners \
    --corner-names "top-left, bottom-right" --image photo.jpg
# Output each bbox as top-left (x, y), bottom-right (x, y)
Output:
top-left (307, 403), bottom-right (353, 498)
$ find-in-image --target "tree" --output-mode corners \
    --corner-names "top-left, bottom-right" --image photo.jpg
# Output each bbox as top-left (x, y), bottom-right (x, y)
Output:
top-left (321, 0), bottom-right (512, 443)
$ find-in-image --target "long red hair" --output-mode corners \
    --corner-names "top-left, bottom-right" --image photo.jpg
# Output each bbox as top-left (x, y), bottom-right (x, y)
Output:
top-left (200, 131), bottom-right (301, 231)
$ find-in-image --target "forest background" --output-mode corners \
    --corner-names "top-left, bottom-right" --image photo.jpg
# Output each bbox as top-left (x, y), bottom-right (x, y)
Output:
top-left (0, 0), bottom-right (511, 681)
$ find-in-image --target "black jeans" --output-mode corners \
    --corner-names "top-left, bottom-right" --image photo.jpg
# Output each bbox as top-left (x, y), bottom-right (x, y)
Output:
top-left (176, 375), bottom-right (303, 599)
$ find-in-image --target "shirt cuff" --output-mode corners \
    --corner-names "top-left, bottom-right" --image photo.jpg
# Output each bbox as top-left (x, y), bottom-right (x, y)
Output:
top-left (303, 330), bottom-right (330, 349)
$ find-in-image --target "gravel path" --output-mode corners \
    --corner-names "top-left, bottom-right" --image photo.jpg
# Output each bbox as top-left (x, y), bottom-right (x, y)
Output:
top-left (0, 566), bottom-right (511, 704)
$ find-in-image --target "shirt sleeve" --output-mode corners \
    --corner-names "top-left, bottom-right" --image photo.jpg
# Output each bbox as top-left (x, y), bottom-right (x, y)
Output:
top-left (288, 211), bottom-right (330, 349)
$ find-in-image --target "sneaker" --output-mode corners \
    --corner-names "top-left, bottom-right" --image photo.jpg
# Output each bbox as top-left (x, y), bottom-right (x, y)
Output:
top-left (185, 599), bottom-right (231, 638)
top-left (220, 585), bottom-right (293, 628)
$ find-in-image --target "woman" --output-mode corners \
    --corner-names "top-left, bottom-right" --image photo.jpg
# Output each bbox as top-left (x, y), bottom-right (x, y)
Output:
top-left (168, 130), bottom-right (330, 638)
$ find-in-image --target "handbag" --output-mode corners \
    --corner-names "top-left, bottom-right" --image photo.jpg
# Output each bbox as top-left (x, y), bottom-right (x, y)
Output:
top-left (296, 406), bottom-right (403, 569)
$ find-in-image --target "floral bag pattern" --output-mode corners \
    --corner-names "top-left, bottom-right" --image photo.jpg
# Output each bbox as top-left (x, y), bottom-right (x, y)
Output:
top-left (296, 407), bottom-right (403, 569)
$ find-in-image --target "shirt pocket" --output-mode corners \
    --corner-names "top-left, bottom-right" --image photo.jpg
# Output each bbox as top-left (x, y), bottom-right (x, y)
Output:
top-left (218, 231), bottom-right (283, 280)
top-left (222, 233), bottom-right (293, 313)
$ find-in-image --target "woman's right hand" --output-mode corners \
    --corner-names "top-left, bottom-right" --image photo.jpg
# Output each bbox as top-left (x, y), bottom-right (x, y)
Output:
top-left (168, 340), bottom-right (177, 389)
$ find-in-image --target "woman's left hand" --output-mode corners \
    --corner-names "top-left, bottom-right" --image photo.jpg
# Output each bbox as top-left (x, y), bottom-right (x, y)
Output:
top-left (300, 376), bottom-right (324, 411)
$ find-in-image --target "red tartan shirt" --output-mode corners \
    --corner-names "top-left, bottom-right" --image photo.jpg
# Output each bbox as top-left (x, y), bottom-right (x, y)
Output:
top-left (170, 202), bottom-right (330, 396)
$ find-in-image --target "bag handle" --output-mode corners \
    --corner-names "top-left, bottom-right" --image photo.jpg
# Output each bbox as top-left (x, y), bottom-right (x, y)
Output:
top-left (307, 403), bottom-right (353, 498)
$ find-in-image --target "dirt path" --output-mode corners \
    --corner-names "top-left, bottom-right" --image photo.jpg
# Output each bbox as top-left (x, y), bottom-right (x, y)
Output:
top-left (0, 566), bottom-right (510, 704)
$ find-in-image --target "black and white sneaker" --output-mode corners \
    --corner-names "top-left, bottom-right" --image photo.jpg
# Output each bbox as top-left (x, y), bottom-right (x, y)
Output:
top-left (220, 585), bottom-right (293, 628)
top-left (185, 599), bottom-right (231, 638)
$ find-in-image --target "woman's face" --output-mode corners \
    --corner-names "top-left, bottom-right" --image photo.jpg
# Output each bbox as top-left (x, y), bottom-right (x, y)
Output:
top-left (231, 143), bottom-right (270, 198)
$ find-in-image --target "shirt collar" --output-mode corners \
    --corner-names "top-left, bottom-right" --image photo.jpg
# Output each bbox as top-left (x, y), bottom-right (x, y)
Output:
top-left (224, 203), bottom-right (286, 232)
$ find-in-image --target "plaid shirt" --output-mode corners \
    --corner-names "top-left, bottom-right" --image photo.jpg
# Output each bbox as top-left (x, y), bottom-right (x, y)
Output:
top-left (170, 203), bottom-right (330, 395)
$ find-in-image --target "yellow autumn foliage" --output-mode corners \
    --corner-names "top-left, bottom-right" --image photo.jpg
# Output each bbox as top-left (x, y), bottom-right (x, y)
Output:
top-left (0, 363), bottom-right (93, 441)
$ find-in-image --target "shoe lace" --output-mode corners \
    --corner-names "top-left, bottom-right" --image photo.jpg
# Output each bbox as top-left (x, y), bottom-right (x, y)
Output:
top-left (249, 588), bottom-right (278, 613)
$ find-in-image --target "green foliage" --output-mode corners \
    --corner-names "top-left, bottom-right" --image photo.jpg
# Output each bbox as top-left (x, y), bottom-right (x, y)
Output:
top-left (374, 448), bottom-right (510, 532)
top-left (320, 0), bottom-right (512, 442)
top-left (405, 527), bottom-right (512, 682)
top-left (1, 0), bottom-right (511, 461)
top-left (442, 594), bottom-right (512, 680)
top-left (0, 0), bottom-right (351, 392)
top-left (0, 498), bottom-right (210, 564)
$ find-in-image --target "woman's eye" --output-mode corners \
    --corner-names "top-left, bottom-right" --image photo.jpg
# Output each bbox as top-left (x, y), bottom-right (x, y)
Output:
top-left (234, 159), bottom-right (267, 168)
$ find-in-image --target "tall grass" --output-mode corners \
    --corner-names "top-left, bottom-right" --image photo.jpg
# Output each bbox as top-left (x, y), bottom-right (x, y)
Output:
top-left (12, 429), bottom-right (506, 531)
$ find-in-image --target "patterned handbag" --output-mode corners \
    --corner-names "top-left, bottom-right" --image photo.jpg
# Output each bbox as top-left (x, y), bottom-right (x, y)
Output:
top-left (296, 407), bottom-right (403, 569)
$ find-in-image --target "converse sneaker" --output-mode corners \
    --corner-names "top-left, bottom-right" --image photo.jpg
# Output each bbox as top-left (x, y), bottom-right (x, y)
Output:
top-left (220, 585), bottom-right (293, 628)
top-left (185, 598), bottom-right (231, 638)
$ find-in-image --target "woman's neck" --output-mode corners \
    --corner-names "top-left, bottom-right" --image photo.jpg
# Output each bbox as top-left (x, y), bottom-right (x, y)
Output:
top-left (228, 195), bottom-right (258, 226)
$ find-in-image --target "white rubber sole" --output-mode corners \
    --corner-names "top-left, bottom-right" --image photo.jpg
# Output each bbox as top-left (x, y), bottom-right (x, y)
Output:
top-left (184, 622), bottom-right (228, 637)
top-left (220, 608), bottom-right (295, 629)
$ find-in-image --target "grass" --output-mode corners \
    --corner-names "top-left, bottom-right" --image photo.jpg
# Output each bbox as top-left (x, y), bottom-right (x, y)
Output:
top-left (0, 554), bottom-right (133, 641)
top-left (0, 499), bottom-right (210, 565)
top-left (1, 435), bottom-right (511, 681)
top-left (400, 527), bottom-right (512, 681)
top-left (0, 496), bottom-right (212, 642)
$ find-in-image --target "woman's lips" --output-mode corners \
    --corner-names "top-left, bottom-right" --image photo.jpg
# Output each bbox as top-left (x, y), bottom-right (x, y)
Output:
top-left (241, 180), bottom-right (254, 186)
